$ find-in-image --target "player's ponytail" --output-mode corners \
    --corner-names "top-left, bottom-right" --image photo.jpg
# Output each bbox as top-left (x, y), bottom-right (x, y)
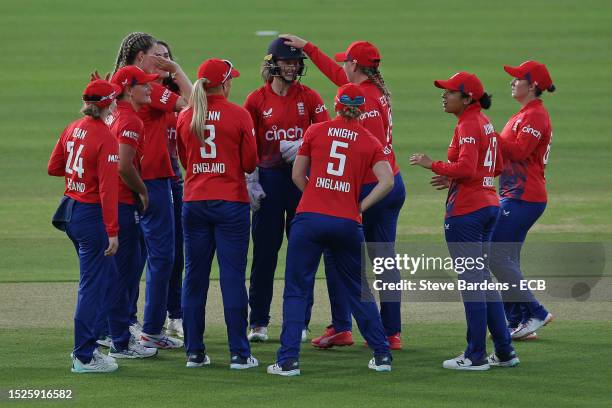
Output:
top-left (80, 103), bottom-right (103, 119)
top-left (338, 106), bottom-right (362, 120)
top-left (479, 92), bottom-right (492, 110)
top-left (360, 66), bottom-right (392, 108)
top-left (189, 78), bottom-right (209, 143)
top-left (114, 32), bottom-right (156, 74)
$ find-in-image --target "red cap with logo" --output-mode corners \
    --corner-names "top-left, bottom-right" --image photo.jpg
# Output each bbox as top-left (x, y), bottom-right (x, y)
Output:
top-left (434, 72), bottom-right (485, 100)
top-left (197, 58), bottom-right (240, 88)
top-left (334, 83), bottom-right (366, 112)
top-left (82, 79), bottom-right (122, 107)
top-left (111, 66), bottom-right (159, 93)
top-left (504, 60), bottom-right (554, 91)
top-left (334, 41), bottom-right (381, 68)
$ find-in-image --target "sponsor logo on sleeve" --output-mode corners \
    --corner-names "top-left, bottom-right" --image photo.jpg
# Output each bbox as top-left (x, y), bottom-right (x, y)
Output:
top-left (122, 130), bottom-right (140, 141)
top-left (108, 154), bottom-right (119, 163)
top-left (160, 89), bottom-right (171, 105)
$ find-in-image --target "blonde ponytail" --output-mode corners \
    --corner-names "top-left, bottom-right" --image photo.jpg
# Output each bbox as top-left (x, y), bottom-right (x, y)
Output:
top-left (189, 78), bottom-right (209, 143)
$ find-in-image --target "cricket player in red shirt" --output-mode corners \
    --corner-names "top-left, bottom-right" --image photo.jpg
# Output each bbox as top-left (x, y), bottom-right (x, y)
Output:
top-left (48, 79), bottom-right (120, 373)
top-left (490, 61), bottom-right (556, 340)
top-left (113, 33), bottom-right (192, 348)
top-left (281, 34), bottom-right (405, 349)
top-left (244, 38), bottom-right (330, 343)
top-left (411, 72), bottom-right (517, 370)
top-left (268, 84), bottom-right (394, 376)
top-left (177, 58), bottom-right (259, 369)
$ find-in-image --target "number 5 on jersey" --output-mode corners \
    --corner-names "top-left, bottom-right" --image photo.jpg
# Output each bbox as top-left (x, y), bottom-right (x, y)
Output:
top-left (327, 140), bottom-right (348, 176)
top-left (199, 124), bottom-right (216, 159)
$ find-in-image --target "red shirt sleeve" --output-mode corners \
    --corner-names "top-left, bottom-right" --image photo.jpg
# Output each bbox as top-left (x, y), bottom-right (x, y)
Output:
top-left (297, 127), bottom-right (314, 157)
top-left (494, 133), bottom-right (504, 176)
top-left (48, 127), bottom-right (68, 176)
top-left (307, 89), bottom-right (331, 123)
top-left (97, 134), bottom-right (119, 237)
top-left (176, 109), bottom-right (190, 170)
top-left (149, 82), bottom-right (180, 113)
top-left (431, 124), bottom-right (479, 179)
top-left (498, 111), bottom-right (545, 161)
top-left (117, 117), bottom-right (143, 150)
top-left (369, 137), bottom-right (387, 167)
top-left (303, 42), bottom-right (349, 87)
top-left (239, 110), bottom-right (258, 173)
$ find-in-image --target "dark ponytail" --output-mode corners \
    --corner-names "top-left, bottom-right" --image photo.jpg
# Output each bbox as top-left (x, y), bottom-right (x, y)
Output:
top-left (479, 92), bottom-right (492, 110)
top-left (535, 84), bottom-right (556, 97)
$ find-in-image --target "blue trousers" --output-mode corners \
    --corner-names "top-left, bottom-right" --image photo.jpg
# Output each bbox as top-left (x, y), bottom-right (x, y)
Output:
top-left (490, 198), bottom-right (549, 327)
top-left (167, 178), bottom-right (184, 319)
top-left (445, 206), bottom-right (514, 362)
top-left (182, 201), bottom-right (251, 357)
top-left (65, 202), bottom-right (115, 363)
top-left (325, 172), bottom-right (406, 335)
top-left (128, 230), bottom-right (147, 325)
top-left (249, 166), bottom-right (314, 328)
top-left (277, 213), bottom-right (390, 364)
top-left (140, 178), bottom-right (175, 335)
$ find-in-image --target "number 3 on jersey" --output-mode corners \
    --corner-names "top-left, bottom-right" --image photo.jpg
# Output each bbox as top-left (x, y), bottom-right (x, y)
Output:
top-left (199, 124), bottom-right (216, 159)
top-left (327, 140), bottom-right (348, 176)
top-left (65, 141), bottom-right (84, 177)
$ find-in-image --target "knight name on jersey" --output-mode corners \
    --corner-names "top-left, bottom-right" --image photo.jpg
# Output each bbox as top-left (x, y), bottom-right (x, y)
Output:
top-left (327, 127), bottom-right (358, 142)
top-left (67, 178), bottom-right (86, 193)
top-left (193, 162), bottom-right (226, 174)
top-left (265, 126), bottom-right (303, 141)
top-left (315, 177), bottom-right (351, 192)
top-left (72, 128), bottom-right (87, 140)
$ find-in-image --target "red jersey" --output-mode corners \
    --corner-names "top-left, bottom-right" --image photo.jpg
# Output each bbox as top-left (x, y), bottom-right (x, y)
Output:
top-left (244, 82), bottom-right (330, 168)
top-left (48, 116), bottom-right (119, 236)
top-left (138, 82), bottom-right (180, 180)
top-left (296, 116), bottom-right (388, 223)
top-left (177, 94), bottom-right (258, 203)
top-left (431, 104), bottom-right (501, 218)
top-left (166, 111), bottom-right (182, 179)
top-left (303, 42), bottom-right (399, 183)
top-left (498, 99), bottom-right (552, 203)
top-left (108, 100), bottom-right (145, 205)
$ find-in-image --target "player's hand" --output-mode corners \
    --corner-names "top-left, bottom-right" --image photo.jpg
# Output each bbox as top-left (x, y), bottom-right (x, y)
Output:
top-left (430, 175), bottom-right (450, 190)
top-left (104, 236), bottom-right (119, 257)
top-left (409, 153), bottom-right (434, 169)
top-left (280, 140), bottom-right (302, 164)
top-left (280, 34), bottom-right (307, 49)
top-left (138, 191), bottom-right (149, 213)
top-left (246, 169), bottom-right (266, 211)
top-left (90, 70), bottom-right (110, 81)
top-left (146, 55), bottom-right (178, 75)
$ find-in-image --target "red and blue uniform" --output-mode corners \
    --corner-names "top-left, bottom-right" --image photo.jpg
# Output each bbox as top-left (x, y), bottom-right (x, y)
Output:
top-left (431, 103), bottom-right (513, 363)
top-left (244, 81), bottom-right (329, 329)
top-left (137, 81), bottom-right (180, 336)
top-left (303, 42), bottom-right (405, 336)
top-left (277, 116), bottom-right (391, 364)
top-left (491, 98), bottom-right (553, 327)
top-left (177, 93), bottom-right (258, 358)
top-left (48, 115), bottom-right (119, 364)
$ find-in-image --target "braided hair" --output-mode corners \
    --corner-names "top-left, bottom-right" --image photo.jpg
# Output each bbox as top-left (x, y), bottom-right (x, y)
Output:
top-left (113, 32), bottom-right (156, 74)
top-left (360, 66), bottom-right (392, 108)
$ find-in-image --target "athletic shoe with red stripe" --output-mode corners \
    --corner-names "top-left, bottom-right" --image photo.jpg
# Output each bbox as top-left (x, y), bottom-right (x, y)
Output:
top-left (311, 325), bottom-right (353, 349)
top-left (139, 332), bottom-right (183, 349)
top-left (364, 333), bottom-right (403, 350)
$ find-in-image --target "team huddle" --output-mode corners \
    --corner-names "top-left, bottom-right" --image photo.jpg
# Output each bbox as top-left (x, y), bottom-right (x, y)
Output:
top-left (47, 32), bottom-right (556, 376)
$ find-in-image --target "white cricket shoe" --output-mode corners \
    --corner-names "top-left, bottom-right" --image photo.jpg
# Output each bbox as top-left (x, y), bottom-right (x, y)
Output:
top-left (267, 361), bottom-right (300, 377)
top-left (71, 352), bottom-right (118, 373)
top-left (139, 332), bottom-right (183, 349)
top-left (165, 318), bottom-right (184, 338)
top-left (368, 355), bottom-right (392, 372)
top-left (230, 355), bottom-right (259, 370)
top-left (511, 313), bottom-right (554, 339)
top-left (129, 321), bottom-right (143, 338)
top-left (301, 328), bottom-right (309, 343)
top-left (487, 351), bottom-right (520, 368)
top-left (186, 352), bottom-right (211, 368)
top-left (94, 347), bottom-right (116, 364)
top-left (248, 327), bottom-right (268, 342)
top-left (96, 335), bottom-right (112, 348)
top-left (443, 353), bottom-right (490, 371)
top-left (109, 337), bottom-right (158, 359)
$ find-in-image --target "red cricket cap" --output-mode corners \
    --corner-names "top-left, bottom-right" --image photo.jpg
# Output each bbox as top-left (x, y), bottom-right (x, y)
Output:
top-left (334, 83), bottom-right (366, 112)
top-left (504, 60), bottom-right (553, 91)
top-left (334, 41), bottom-right (381, 68)
top-left (111, 66), bottom-right (159, 93)
top-left (197, 58), bottom-right (240, 88)
top-left (434, 72), bottom-right (485, 100)
top-left (82, 79), bottom-right (122, 107)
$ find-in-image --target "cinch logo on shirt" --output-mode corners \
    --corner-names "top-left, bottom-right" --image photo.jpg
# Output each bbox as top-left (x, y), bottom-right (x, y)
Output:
top-left (265, 126), bottom-right (303, 141)
top-left (262, 108), bottom-right (273, 118)
top-left (522, 125), bottom-right (542, 139)
top-left (315, 104), bottom-right (327, 114)
top-left (360, 110), bottom-right (380, 120)
top-left (459, 136), bottom-right (476, 145)
top-left (72, 128), bottom-right (87, 140)
top-left (122, 130), bottom-right (140, 141)
top-left (160, 89), bottom-right (171, 105)
top-left (108, 154), bottom-right (119, 163)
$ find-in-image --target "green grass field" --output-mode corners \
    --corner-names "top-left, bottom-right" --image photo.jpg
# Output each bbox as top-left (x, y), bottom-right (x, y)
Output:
top-left (1, 0), bottom-right (611, 407)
